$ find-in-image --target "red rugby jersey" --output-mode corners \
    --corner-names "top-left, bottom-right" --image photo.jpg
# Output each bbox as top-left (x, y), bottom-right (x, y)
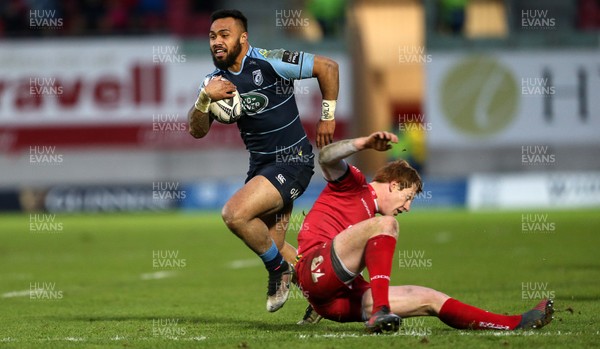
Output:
top-left (298, 164), bottom-right (378, 255)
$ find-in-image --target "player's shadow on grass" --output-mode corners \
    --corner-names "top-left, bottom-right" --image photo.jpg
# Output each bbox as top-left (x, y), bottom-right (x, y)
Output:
top-left (57, 314), bottom-right (352, 332)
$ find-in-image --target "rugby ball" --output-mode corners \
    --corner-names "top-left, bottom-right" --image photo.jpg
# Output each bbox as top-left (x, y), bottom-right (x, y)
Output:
top-left (209, 90), bottom-right (243, 124)
top-left (204, 77), bottom-right (243, 124)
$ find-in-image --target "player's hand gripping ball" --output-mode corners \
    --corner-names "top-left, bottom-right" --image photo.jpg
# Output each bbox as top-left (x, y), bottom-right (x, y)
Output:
top-left (204, 77), bottom-right (243, 124)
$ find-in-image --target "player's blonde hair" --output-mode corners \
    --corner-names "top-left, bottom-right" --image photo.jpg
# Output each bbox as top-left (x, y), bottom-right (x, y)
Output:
top-left (372, 160), bottom-right (423, 194)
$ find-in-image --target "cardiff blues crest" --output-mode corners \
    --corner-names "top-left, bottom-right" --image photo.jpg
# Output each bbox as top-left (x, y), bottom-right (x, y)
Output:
top-left (252, 69), bottom-right (263, 86)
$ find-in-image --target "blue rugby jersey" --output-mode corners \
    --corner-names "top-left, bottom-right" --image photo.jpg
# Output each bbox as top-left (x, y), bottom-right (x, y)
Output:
top-left (201, 46), bottom-right (315, 168)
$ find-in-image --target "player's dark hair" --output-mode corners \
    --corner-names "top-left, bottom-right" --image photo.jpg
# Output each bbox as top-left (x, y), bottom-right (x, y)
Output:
top-left (373, 160), bottom-right (423, 194)
top-left (210, 9), bottom-right (248, 32)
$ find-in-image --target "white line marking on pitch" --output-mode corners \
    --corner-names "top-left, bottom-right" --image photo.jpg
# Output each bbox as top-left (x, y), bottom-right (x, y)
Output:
top-left (0, 336), bottom-right (208, 343)
top-left (299, 333), bottom-right (365, 339)
top-left (64, 337), bottom-right (85, 342)
top-left (1, 290), bottom-right (31, 298)
top-left (188, 336), bottom-right (207, 341)
top-left (226, 258), bottom-right (262, 269)
top-left (140, 271), bottom-right (177, 280)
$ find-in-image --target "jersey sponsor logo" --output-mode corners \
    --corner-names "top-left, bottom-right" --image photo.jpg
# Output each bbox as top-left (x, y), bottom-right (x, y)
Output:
top-left (276, 173), bottom-right (286, 185)
top-left (240, 92), bottom-right (269, 115)
top-left (310, 255), bottom-right (325, 283)
top-left (252, 69), bottom-right (264, 86)
top-left (282, 50), bottom-right (300, 65)
top-left (290, 187), bottom-right (300, 200)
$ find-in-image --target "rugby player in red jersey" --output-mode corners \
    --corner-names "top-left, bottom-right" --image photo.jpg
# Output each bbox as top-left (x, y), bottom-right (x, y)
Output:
top-left (295, 131), bottom-right (554, 333)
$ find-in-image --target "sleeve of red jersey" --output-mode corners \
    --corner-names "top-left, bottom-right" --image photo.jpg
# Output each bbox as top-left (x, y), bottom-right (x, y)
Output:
top-left (326, 164), bottom-right (367, 192)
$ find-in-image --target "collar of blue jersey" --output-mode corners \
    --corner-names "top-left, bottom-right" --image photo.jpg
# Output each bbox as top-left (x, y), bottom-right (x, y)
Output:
top-left (246, 44), bottom-right (253, 56)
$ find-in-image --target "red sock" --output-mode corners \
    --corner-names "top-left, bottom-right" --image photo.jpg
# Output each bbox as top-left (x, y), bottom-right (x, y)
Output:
top-left (364, 234), bottom-right (396, 314)
top-left (438, 298), bottom-right (522, 330)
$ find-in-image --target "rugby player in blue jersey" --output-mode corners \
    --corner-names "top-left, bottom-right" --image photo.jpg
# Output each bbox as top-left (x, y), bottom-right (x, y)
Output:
top-left (188, 9), bottom-right (338, 312)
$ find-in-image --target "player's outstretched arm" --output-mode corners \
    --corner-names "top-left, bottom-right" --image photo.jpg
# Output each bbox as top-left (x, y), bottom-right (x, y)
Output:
top-left (188, 77), bottom-right (237, 139)
top-left (354, 131), bottom-right (398, 152)
top-left (319, 131), bottom-right (398, 181)
top-left (312, 55), bottom-right (339, 149)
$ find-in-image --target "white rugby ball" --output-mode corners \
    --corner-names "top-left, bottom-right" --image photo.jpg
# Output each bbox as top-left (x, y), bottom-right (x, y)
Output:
top-left (209, 90), bottom-right (243, 124)
top-left (204, 77), bottom-right (243, 124)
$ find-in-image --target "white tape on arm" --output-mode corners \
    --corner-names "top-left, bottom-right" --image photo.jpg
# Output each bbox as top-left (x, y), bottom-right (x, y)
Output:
top-left (194, 89), bottom-right (212, 113)
top-left (320, 100), bottom-right (336, 121)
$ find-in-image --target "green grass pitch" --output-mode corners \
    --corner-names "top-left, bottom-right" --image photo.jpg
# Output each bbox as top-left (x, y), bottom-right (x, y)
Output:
top-left (1, 209), bottom-right (599, 348)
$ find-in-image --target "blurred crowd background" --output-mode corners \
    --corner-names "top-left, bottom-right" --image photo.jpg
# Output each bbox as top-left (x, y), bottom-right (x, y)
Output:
top-left (1, 0), bottom-right (599, 213)
top-left (1, 0), bottom-right (598, 38)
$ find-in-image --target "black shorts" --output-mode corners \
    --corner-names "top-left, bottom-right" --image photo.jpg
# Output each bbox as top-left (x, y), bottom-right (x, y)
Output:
top-left (246, 160), bottom-right (314, 206)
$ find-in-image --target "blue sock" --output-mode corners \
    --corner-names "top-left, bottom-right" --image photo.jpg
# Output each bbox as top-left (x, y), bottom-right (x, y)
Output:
top-left (260, 241), bottom-right (285, 273)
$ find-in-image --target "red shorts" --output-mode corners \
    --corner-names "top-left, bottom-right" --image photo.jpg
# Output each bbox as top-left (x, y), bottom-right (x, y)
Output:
top-left (296, 241), bottom-right (370, 323)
